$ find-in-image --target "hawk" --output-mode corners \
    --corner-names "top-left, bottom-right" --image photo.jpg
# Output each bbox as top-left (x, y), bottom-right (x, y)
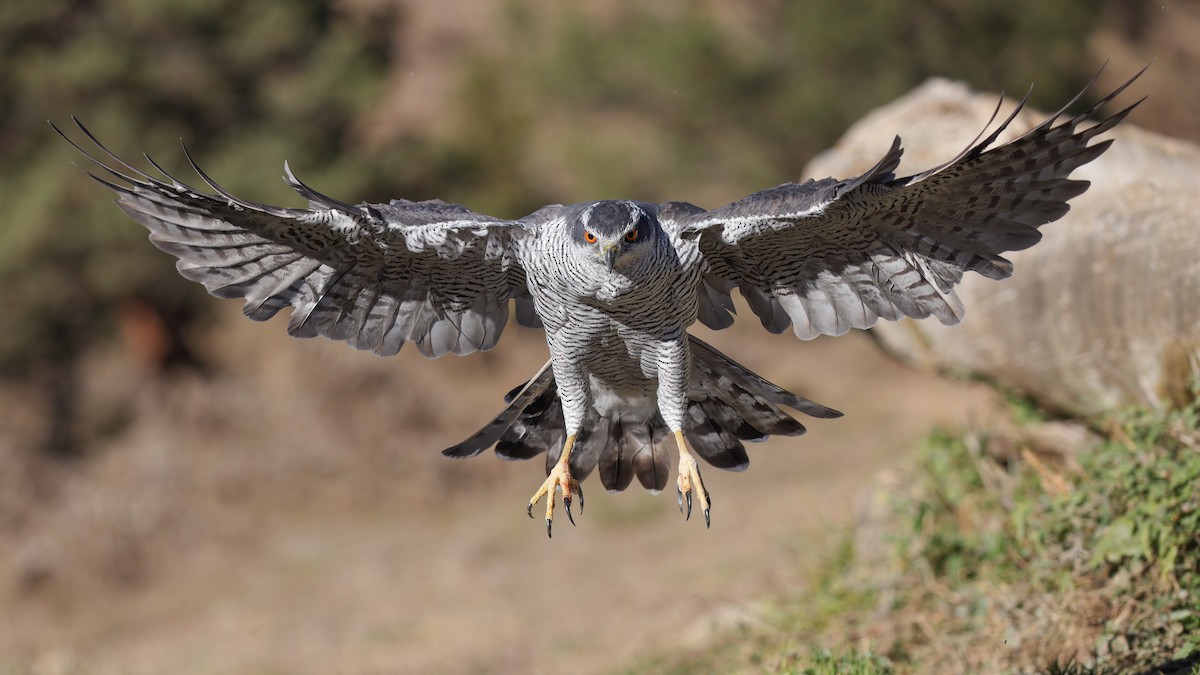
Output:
top-left (56, 66), bottom-right (1144, 536)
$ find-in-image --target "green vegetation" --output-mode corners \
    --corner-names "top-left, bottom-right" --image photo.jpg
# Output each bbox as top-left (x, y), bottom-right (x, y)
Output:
top-left (796, 650), bottom-right (894, 675)
top-left (465, 0), bottom-right (1102, 201)
top-left (642, 401), bottom-right (1200, 674)
top-left (1, 1), bottom-right (398, 374)
top-left (892, 403), bottom-right (1200, 672)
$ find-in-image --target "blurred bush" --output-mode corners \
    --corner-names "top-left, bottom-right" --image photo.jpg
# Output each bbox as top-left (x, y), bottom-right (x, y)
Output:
top-left (1, 0), bottom-right (397, 379)
top-left (455, 0), bottom-right (1101, 202)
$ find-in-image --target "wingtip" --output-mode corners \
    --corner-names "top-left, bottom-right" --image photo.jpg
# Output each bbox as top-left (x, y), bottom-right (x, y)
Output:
top-left (47, 118), bottom-right (71, 144)
top-left (282, 159), bottom-right (298, 185)
top-left (441, 436), bottom-right (488, 458)
top-left (279, 160), bottom-right (359, 214)
top-left (804, 403), bottom-right (844, 420)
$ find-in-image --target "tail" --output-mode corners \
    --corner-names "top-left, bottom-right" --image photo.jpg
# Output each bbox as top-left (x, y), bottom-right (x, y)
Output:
top-left (441, 336), bottom-right (841, 493)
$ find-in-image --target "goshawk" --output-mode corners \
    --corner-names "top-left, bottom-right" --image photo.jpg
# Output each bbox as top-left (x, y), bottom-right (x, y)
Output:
top-left (56, 67), bottom-right (1144, 536)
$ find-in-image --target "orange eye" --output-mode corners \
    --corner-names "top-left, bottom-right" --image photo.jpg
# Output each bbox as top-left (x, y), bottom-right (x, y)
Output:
top-left (584, 231), bottom-right (597, 244)
top-left (624, 228), bottom-right (639, 242)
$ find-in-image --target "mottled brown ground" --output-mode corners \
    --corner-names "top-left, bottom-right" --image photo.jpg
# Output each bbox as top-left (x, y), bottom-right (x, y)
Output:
top-left (0, 303), bottom-right (1002, 674)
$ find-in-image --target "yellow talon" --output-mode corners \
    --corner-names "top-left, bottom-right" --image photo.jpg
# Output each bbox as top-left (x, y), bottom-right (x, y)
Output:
top-left (527, 433), bottom-right (581, 537)
top-left (674, 430), bottom-right (712, 528)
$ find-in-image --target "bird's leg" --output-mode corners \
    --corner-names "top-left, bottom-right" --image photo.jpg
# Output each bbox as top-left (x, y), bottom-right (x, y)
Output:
top-left (526, 433), bottom-right (583, 538)
top-left (673, 430), bottom-right (712, 528)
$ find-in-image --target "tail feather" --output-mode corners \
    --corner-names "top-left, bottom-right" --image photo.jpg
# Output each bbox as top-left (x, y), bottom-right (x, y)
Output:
top-left (441, 360), bottom-right (555, 458)
top-left (689, 336), bottom-right (842, 419)
top-left (598, 419), bottom-right (636, 492)
top-left (493, 366), bottom-right (564, 460)
top-left (443, 336), bottom-right (841, 493)
top-left (696, 393), bottom-right (768, 441)
top-left (631, 418), bottom-right (671, 493)
top-left (495, 392), bottom-right (563, 461)
top-left (684, 400), bottom-right (751, 470)
top-left (692, 350), bottom-right (810, 437)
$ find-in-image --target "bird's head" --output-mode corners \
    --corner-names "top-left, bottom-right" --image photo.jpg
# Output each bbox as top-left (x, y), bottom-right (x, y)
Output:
top-left (571, 200), bottom-right (658, 272)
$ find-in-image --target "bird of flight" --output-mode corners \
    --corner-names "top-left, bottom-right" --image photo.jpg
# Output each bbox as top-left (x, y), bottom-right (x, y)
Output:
top-left (55, 66), bottom-right (1144, 537)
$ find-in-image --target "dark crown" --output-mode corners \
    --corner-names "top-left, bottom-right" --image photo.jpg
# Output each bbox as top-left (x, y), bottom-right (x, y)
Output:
top-left (582, 200), bottom-right (649, 237)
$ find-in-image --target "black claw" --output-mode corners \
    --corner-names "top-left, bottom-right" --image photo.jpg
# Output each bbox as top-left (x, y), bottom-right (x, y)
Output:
top-left (527, 502), bottom-right (534, 518)
top-left (577, 485), bottom-right (584, 514)
top-left (677, 489), bottom-right (684, 513)
top-left (565, 497), bottom-right (576, 527)
top-left (704, 508), bottom-right (711, 528)
top-left (686, 491), bottom-right (693, 521)
top-left (546, 518), bottom-right (553, 538)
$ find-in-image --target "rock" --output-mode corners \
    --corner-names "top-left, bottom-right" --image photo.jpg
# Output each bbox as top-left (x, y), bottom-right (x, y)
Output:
top-left (804, 79), bottom-right (1200, 418)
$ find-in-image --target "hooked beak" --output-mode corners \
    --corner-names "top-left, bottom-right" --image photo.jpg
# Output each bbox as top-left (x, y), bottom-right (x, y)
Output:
top-left (602, 244), bottom-right (619, 272)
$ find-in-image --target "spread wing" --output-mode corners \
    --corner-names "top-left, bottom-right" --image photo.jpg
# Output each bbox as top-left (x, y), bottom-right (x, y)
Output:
top-left (670, 65), bottom-right (1146, 339)
top-left (55, 118), bottom-right (541, 358)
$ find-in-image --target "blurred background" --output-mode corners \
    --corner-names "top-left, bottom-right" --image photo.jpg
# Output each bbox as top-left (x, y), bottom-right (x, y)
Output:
top-left (0, 1), bottom-right (1194, 673)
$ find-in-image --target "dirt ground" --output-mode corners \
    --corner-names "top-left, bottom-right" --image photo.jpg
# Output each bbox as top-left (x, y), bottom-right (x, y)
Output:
top-left (0, 303), bottom-right (1002, 675)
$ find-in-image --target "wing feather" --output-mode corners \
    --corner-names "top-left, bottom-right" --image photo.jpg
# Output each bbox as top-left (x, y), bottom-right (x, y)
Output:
top-left (55, 119), bottom-right (542, 357)
top-left (669, 65), bottom-right (1145, 337)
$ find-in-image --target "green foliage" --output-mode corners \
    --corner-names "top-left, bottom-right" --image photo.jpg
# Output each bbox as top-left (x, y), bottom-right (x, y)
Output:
top-left (898, 402), bottom-right (1200, 671)
top-left (1086, 408), bottom-right (1200, 587)
top-left (790, 648), bottom-right (894, 675)
top-left (469, 0), bottom-right (1101, 202)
